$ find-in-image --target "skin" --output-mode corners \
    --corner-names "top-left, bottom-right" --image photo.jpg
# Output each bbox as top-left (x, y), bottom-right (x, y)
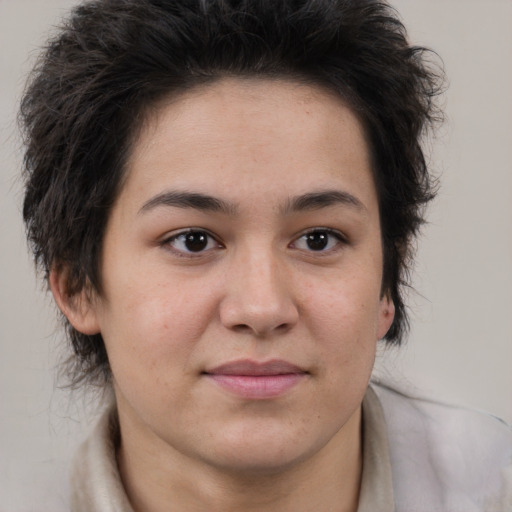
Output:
top-left (51, 78), bottom-right (394, 512)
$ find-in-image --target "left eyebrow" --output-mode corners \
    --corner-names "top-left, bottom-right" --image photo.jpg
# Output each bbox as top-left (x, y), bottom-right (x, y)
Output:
top-left (281, 190), bottom-right (367, 215)
top-left (138, 191), bottom-right (238, 216)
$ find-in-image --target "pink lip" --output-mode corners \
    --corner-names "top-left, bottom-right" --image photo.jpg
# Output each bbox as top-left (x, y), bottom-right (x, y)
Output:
top-left (204, 359), bottom-right (308, 399)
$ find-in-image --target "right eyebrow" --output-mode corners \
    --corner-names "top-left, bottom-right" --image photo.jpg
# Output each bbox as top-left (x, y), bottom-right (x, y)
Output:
top-left (282, 189), bottom-right (367, 215)
top-left (138, 191), bottom-right (239, 216)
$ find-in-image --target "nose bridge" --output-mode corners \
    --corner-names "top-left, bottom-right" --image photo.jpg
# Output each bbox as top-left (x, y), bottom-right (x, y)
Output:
top-left (220, 240), bottom-right (298, 336)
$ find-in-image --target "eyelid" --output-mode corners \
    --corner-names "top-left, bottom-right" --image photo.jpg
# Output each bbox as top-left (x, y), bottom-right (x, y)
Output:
top-left (290, 227), bottom-right (348, 252)
top-left (160, 228), bottom-right (224, 257)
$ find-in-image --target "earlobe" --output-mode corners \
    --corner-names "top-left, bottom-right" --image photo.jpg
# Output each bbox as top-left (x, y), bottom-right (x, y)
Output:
top-left (377, 296), bottom-right (395, 340)
top-left (49, 267), bottom-right (101, 335)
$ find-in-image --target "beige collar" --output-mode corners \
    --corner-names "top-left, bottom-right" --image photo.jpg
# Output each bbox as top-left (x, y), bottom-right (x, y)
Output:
top-left (357, 385), bottom-right (395, 512)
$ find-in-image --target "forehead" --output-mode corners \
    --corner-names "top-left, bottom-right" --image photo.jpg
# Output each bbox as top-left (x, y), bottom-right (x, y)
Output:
top-left (120, 77), bottom-right (376, 215)
top-left (137, 77), bottom-right (369, 156)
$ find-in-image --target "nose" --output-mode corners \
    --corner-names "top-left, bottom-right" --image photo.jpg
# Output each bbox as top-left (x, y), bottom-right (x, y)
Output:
top-left (219, 247), bottom-right (299, 337)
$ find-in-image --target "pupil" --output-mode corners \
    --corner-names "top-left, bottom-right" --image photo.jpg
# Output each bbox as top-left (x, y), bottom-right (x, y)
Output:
top-left (185, 232), bottom-right (208, 252)
top-left (307, 232), bottom-right (328, 251)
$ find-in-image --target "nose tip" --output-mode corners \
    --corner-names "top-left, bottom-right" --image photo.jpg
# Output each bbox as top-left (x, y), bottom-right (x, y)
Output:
top-left (219, 257), bottom-right (299, 337)
top-left (222, 304), bottom-right (299, 338)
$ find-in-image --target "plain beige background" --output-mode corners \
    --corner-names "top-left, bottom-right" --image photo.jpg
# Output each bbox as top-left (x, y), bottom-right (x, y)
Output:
top-left (1, 0), bottom-right (511, 510)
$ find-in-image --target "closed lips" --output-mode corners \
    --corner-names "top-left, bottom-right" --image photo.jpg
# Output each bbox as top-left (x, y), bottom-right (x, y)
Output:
top-left (203, 359), bottom-right (308, 399)
top-left (204, 359), bottom-right (307, 376)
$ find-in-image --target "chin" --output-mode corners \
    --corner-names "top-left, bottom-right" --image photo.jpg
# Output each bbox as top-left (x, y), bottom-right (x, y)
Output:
top-left (196, 421), bottom-right (333, 477)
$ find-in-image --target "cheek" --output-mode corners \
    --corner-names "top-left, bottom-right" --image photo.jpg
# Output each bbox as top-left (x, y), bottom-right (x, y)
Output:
top-left (299, 266), bottom-right (382, 379)
top-left (303, 270), bottom-right (383, 341)
top-left (97, 271), bottom-right (219, 380)
top-left (98, 288), bottom-right (215, 430)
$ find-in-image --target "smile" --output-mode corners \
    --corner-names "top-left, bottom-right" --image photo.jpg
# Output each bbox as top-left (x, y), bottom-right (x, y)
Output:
top-left (203, 359), bottom-right (308, 399)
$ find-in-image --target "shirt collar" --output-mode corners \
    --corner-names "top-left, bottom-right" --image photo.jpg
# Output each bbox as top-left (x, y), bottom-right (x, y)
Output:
top-left (357, 384), bottom-right (395, 512)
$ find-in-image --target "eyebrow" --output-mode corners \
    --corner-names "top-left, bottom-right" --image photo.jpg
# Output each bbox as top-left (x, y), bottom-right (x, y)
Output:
top-left (139, 191), bottom-right (238, 216)
top-left (282, 190), bottom-right (366, 214)
top-left (138, 189), bottom-right (366, 216)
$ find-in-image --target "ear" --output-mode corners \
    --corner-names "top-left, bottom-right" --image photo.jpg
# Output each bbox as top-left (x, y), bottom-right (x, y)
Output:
top-left (377, 294), bottom-right (395, 340)
top-left (49, 267), bottom-right (101, 335)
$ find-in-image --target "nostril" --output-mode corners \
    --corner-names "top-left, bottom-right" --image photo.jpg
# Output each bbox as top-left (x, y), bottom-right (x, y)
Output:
top-left (230, 322), bottom-right (291, 336)
top-left (232, 324), bottom-right (252, 333)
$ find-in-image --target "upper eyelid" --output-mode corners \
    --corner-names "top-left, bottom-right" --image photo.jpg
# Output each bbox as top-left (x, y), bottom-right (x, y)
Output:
top-left (294, 227), bottom-right (347, 242)
top-left (289, 228), bottom-right (349, 256)
top-left (162, 228), bottom-right (220, 243)
top-left (160, 229), bottom-right (224, 258)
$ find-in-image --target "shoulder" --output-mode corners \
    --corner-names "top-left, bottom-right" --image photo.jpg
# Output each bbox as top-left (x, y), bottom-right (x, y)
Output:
top-left (70, 403), bottom-right (134, 512)
top-left (370, 381), bottom-right (512, 512)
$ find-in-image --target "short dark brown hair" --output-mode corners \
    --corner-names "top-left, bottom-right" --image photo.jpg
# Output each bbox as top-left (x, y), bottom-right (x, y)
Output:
top-left (20, 0), bottom-right (443, 386)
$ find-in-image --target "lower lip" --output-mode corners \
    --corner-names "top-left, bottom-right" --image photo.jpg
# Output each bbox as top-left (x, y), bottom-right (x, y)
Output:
top-left (206, 374), bottom-right (306, 399)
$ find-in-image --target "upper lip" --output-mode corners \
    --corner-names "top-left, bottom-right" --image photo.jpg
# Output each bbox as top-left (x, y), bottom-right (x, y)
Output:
top-left (204, 359), bottom-right (306, 376)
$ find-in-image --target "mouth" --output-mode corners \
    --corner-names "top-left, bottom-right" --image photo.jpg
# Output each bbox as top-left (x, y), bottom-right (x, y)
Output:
top-left (203, 359), bottom-right (308, 399)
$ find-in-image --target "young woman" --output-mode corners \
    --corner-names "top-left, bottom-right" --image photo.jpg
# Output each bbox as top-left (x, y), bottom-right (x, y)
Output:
top-left (19, 1), bottom-right (511, 510)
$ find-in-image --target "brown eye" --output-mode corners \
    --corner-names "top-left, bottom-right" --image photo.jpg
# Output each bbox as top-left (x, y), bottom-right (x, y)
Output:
top-left (165, 230), bottom-right (221, 255)
top-left (183, 231), bottom-right (208, 252)
top-left (293, 229), bottom-right (345, 252)
top-left (305, 232), bottom-right (329, 251)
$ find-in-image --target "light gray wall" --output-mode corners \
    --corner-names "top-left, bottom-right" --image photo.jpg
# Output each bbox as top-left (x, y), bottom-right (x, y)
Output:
top-left (1, 1), bottom-right (511, 509)
top-left (374, 0), bottom-right (512, 421)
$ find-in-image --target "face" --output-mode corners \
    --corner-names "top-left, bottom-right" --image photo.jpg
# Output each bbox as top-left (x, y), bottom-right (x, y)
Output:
top-left (68, 78), bottom-right (394, 474)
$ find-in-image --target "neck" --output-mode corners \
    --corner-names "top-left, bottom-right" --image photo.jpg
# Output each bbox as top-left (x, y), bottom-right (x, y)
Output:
top-left (116, 404), bottom-right (363, 512)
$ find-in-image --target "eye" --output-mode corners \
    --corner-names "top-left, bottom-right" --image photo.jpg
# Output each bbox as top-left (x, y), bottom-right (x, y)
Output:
top-left (292, 229), bottom-right (346, 252)
top-left (163, 229), bottom-right (222, 256)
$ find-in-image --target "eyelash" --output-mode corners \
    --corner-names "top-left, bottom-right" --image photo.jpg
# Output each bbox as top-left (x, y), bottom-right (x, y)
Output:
top-left (161, 227), bottom-right (347, 258)
top-left (161, 229), bottom-right (223, 258)
top-left (290, 228), bottom-right (347, 255)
